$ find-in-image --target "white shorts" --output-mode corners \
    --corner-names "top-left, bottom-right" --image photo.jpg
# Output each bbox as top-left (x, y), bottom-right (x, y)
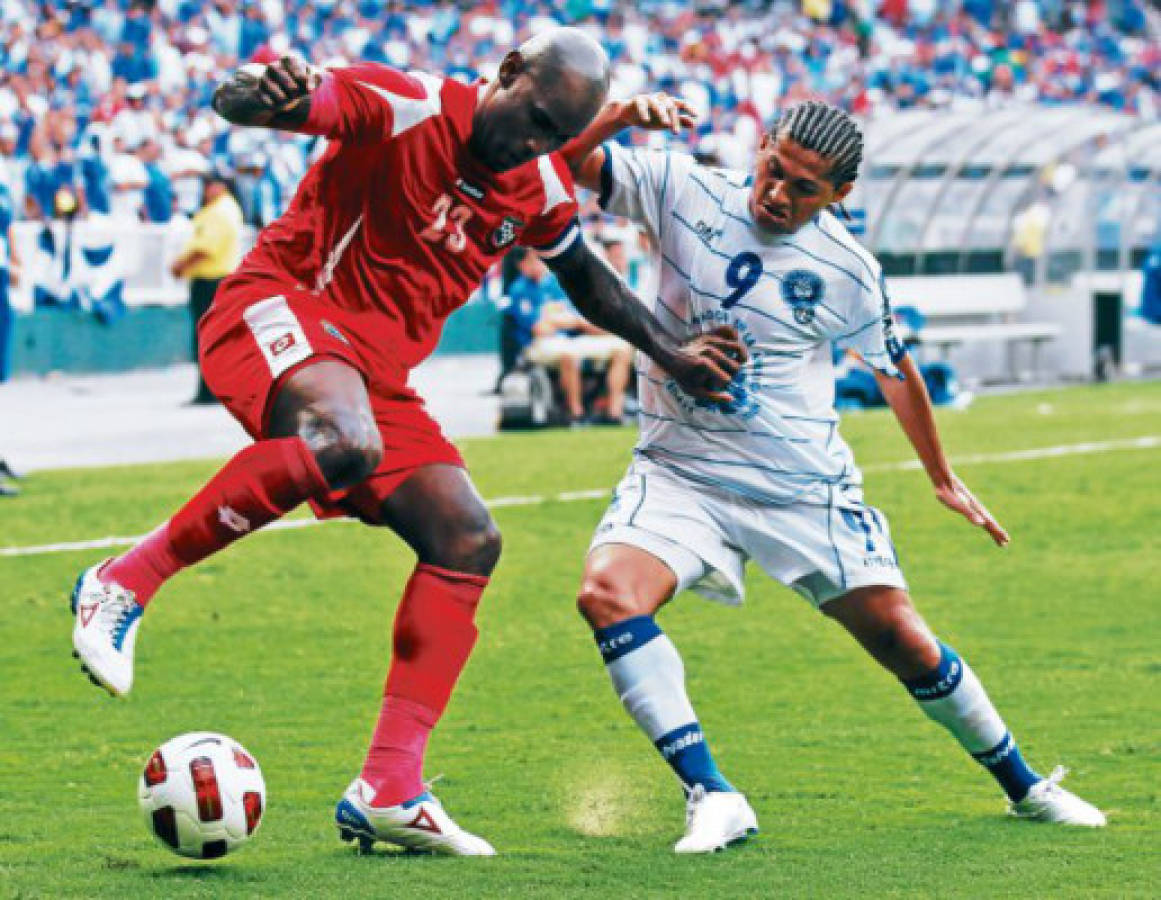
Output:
top-left (589, 458), bottom-right (908, 609)
top-left (528, 334), bottom-right (630, 366)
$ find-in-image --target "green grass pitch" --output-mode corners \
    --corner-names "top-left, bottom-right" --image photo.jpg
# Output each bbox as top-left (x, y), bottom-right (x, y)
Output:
top-left (1, 382), bottom-right (1159, 898)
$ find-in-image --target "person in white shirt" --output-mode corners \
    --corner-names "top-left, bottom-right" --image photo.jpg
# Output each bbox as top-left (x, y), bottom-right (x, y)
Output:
top-left (110, 83), bottom-right (156, 151)
top-left (107, 135), bottom-right (148, 221)
top-left (165, 130), bottom-right (212, 217)
top-left (561, 94), bottom-right (1106, 853)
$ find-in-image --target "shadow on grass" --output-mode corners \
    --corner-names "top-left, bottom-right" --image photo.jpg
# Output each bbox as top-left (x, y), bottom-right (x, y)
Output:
top-left (336, 844), bottom-right (486, 863)
top-left (147, 863), bottom-right (258, 881)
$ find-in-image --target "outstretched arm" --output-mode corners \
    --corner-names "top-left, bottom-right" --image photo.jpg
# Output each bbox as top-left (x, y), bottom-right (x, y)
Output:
top-left (872, 354), bottom-right (1010, 547)
top-left (548, 237), bottom-right (745, 405)
top-left (212, 56), bottom-right (321, 130)
top-left (561, 93), bottom-right (696, 192)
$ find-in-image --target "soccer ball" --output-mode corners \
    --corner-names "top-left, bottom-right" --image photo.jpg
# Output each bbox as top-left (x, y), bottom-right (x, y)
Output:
top-left (137, 732), bottom-right (266, 859)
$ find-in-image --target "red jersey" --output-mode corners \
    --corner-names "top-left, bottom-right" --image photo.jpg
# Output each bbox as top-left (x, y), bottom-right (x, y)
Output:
top-left (230, 63), bottom-right (582, 371)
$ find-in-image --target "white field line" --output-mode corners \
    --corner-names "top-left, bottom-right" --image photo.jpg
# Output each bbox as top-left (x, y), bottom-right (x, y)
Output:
top-left (2, 435), bottom-right (1157, 559)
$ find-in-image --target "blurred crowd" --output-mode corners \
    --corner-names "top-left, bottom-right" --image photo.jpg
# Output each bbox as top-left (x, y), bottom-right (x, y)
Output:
top-left (0, 0), bottom-right (1155, 226)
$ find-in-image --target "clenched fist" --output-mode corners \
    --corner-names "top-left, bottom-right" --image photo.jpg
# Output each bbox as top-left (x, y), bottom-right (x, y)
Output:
top-left (223, 56), bottom-right (323, 126)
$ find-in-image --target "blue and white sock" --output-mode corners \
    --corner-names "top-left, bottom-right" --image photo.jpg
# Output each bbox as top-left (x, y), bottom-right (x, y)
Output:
top-left (902, 642), bottom-right (1041, 801)
top-left (594, 615), bottom-right (733, 794)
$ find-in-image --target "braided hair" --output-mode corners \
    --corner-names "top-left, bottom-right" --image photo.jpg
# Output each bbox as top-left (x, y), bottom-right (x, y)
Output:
top-left (769, 100), bottom-right (864, 186)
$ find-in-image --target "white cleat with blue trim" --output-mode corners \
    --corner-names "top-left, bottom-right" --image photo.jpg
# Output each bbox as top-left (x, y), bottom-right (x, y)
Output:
top-left (1009, 767), bottom-right (1106, 826)
top-left (674, 785), bottom-right (759, 854)
top-left (335, 779), bottom-right (496, 856)
top-left (70, 561), bottom-right (143, 697)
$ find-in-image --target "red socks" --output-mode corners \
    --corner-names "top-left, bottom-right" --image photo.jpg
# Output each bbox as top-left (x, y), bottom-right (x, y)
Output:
top-left (99, 524), bottom-right (184, 606)
top-left (361, 564), bottom-right (488, 807)
top-left (101, 439), bottom-right (487, 809)
top-left (101, 438), bottom-right (328, 606)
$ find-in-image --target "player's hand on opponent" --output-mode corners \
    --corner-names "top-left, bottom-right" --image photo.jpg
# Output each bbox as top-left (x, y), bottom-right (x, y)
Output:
top-left (250, 56), bottom-right (322, 118)
top-left (935, 474), bottom-right (1010, 547)
top-left (613, 93), bottom-right (698, 135)
top-left (665, 325), bottom-right (749, 405)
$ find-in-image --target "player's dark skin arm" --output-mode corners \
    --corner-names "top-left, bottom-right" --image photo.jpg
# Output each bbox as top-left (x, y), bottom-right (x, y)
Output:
top-left (212, 57), bottom-right (318, 130)
top-left (548, 238), bottom-right (746, 404)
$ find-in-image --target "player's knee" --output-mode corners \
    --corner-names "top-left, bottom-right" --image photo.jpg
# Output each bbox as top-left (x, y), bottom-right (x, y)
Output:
top-left (576, 571), bottom-right (642, 630)
top-left (868, 609), bottom-right (938, 676)
top-left (298, 405), bottom-right (383, 489)
top-left (437, 516), bottom-right (503, 576)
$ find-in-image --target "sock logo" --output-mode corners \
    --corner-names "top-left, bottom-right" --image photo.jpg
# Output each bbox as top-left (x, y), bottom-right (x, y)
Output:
top-left (660, 729), bottom-right (704, 760)
top-left (598, 631), bottom-right (634, 658)
top-left (911, 659), bottom-right (962, 700)
top-left (975, 734), bottom-right (1015, 767)
top-left (79, 602), bottom-right (98, 627)
top-left (217, 505), bottom-right (252, 534)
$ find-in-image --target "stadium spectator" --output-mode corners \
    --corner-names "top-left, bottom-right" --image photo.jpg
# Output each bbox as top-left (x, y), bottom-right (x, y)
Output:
top-left (0, 0), bottom-right (1153, 237)
top-left (233, 151), bottom-right (281, 227)
top-left (107, 135), bottom-right (148, 221)
top-left (169, 174), bottom-right (243, 405)
top-left (139, 138), bottom-right (175, 223)
top-left (498, 247), bottom-right (565, 381)
top-left (23, 133), bottom-right (77, 221)
top-left (1011, 195), bottom-right (1051, 285)
top-left (0, 122), bottom-right (24, 214)
top-left (521, 248), bottom-right (633, 426)
top-left (79, 133), bottom-right (113, 216)
top-left (166, 129), bottom-right (213, 217)
top-left (109, 82), bottom-right (155, 150)
top-left (0, 177), bottom-right (18, 384)
top-left (1140, 233), bottom-right (1161, 325)
top-left (0, 457), bottom-right (18, 498)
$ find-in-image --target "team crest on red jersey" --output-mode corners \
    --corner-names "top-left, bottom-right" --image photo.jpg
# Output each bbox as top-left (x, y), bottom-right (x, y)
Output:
top-left (268, 333), bottom-right (297, 356)
top-left (491, 216), bottom-right (524, 250)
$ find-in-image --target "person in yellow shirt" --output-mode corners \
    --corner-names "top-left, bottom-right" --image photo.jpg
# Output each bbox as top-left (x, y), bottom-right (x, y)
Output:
top-left (171, 175), bottom-right (244, 404)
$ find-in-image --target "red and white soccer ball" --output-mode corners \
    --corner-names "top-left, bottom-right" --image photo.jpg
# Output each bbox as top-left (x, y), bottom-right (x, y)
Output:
top-left (137, 732), bottom-right (266, 859)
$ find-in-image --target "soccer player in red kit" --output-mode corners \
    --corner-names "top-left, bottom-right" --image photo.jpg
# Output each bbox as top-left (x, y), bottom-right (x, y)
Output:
top-left (69, 29), bottom-right (746, 854)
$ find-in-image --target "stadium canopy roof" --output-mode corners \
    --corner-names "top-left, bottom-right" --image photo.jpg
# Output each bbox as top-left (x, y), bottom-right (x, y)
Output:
top-left (853, 105), bottom-right (1160, 281)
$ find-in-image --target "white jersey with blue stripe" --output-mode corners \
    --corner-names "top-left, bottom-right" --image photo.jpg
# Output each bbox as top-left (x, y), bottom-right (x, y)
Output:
top-left (599, 143), bottom-right (904, 506)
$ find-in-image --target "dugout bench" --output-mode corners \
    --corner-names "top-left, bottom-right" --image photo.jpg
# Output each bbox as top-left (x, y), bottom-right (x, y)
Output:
top-left (886, 274), bottom-right (1062, 383)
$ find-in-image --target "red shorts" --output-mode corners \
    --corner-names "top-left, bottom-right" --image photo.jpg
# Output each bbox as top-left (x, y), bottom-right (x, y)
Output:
top-left (198, 274), bottom-right (464, 523)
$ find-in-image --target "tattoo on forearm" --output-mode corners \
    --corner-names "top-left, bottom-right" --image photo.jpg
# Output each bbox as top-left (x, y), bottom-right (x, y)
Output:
top-left (550, 242), bottom-right (674, 361)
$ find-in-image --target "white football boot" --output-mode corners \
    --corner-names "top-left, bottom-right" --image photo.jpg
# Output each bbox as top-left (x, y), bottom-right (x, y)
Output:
top-left (1008, 767), bottom-right (1106, 826)
top-left (70, 560), bottom-right (143, 697)
top-left (674, 785), bottom-right (759, 854)
top-left (335, 779), bottom-right (496, 856)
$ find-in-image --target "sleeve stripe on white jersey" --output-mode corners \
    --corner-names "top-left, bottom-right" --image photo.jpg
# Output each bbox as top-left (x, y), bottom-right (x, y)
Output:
top-left (657, 151), bottom-right (671, 240)
top-left (353, 71), bottom-right (442, 137)
top-left (537, 154), bottom-right (572, 215)
top-left (814, 213), bottom-right (880, 283)
top-left (783, 233), bottom-right (872, 294)
top-left (531, 218), bottom-right (581, 259)
top-left (687, 172), bottom-right (750, 228)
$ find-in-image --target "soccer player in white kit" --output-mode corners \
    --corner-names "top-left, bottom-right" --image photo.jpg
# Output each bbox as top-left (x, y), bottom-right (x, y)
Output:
top-left (562, 96), bottom-right (1106, 853)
